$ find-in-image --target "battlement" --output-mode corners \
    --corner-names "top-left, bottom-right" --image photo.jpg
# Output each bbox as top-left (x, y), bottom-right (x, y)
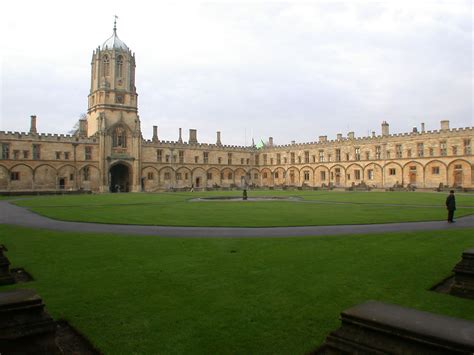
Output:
top-left (142, 139), bottom-right (255, 152)
top-left (0, 130), bottom-right (98, 144)
top-left (265, 126), bottom-right (473, 151)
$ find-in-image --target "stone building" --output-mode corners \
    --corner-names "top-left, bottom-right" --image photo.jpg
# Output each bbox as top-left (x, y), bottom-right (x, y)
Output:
top-left (0, 25), bottom-right (473, 193)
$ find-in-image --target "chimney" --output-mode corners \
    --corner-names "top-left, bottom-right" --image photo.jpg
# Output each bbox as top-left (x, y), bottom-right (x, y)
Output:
top-left (30, 115), bottom-right (37, 134)
top-left (319, 135), bottom-right (327, 142)
top-left (189, 129), bottom-right (198, 144)
top-left (337, 133), bottom-right (343, 140)
top-left (178, 128), bottom-right (183, 143)
top-left (216, 131), bottom-right (222, 146)
top-left (79, 119), bottom-right (88, 136)
top-left (421, 122), bottom-right (425, 133)
top-left (152, 125), bottom-right (159, 142)
top-left (371, 131), bottom-right (376, 137)
top-left (440, 120), bottom-right (450, 131)
top-left (381, 121), bottom-right (389, 136)
top-left (268, 137), bottom-right (273, 146)
top-left (348, 131), bottom-right (355, 139)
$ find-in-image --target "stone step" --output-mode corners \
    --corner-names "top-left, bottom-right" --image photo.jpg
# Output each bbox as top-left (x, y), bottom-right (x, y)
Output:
top-left (0, 289), bottom-right (60, 354)
top-left (314, 300), bottom-right (474, 354)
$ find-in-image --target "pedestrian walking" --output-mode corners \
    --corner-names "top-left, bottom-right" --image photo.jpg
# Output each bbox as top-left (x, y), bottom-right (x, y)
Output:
top-left (446, 190), bottom-right (456, 223)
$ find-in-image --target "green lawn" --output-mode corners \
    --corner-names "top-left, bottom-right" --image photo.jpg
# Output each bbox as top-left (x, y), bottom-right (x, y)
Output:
top-left (1, 225), bottom-right (474, 354)
top-left (12, 190), bottom-right (474, 227)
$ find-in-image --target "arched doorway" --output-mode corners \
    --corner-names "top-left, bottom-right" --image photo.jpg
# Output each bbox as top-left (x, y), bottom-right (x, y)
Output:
top-left (110, 163), bottom-right (131, 192)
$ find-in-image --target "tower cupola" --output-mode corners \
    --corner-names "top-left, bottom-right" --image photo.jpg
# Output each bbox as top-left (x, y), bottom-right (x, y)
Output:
top-left (102, 18), bottom-right (129, 51)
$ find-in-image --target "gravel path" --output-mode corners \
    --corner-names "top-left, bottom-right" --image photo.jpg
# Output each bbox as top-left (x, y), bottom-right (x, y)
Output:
top-left (0, 200), bottom-right (473, 238)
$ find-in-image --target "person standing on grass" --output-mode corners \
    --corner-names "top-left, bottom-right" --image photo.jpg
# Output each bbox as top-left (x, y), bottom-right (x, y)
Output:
top-left (446, 190), bottom-right (456, 223)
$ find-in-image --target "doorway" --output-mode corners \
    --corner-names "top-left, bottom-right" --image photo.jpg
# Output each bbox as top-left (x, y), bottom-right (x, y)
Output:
top-left (195, 177), bottom-right (200, 188)
top-left (454, 171), bottom-right (463, 186)
top-left (110, 163), bottom-right (130, 192)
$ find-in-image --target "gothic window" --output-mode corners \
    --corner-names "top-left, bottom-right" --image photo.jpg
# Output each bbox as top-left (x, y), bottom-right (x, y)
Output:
top-left (367, 170), bottom-right (374, 180)
top-left (113, 127), bottom-right (127, 148)
top-left (83, 167), bottom-right (90, 181)
top-left (85, 146), bottom-right (92, 160)
top-left (103, 55), bottom-right (110, 76)
top-left (464, 139), bottom-right (471, 155)
top-left (417, 143), bottom-right (424, 157)
top-left (117, 55), bottom-right (123, 78)
top-left (32, 144), bottom-right (40, 160)
top-left (354, 148), bottom-right (360, 161)
top-left (355, 170), bottom-right (361, 180)
top-left (1, 143), bottom-right (9, 159)
top-left (440, 141), bottom-right (447, 156)
top-left (375, 146), bottom-right (381, 159)
top-left (319, 150), bottom-right (324, 162)
top-left (396, 144), bottom-right (402, 158)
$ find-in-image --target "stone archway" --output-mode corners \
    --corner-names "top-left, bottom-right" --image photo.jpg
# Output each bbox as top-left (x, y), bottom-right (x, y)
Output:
top-left (110, 163), bottom-right (131, 192)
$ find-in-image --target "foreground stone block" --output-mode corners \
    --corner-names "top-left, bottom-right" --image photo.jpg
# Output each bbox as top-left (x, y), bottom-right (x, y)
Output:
top-left (451, 248), bottom-right (474, 299)
top-left (0, 245), bottom-right (15, 285)
top-left (314, 300), bottom-right (474, 354)
top-left (0, 289), bottom-right (60, 354)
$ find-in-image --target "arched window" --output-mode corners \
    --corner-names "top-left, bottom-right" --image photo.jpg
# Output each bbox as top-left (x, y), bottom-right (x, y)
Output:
top-left (117, 55), bottom-right (123, 78)
top-left (113, 126), bottom-right (127, 148)
top-left (103, 55), bottom-right (110, 76)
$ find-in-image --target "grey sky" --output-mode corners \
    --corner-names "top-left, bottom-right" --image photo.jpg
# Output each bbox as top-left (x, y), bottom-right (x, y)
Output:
top-left (1, 1), bottom-right (472, 146)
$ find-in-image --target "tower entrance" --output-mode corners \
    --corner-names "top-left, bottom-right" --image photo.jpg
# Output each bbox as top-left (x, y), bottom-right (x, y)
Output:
top-left (110, 163), bottom-right (131, 192)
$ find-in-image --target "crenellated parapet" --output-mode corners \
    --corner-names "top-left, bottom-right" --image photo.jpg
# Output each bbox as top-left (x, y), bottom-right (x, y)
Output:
top-left (0, 131), bottom-right (99, 144)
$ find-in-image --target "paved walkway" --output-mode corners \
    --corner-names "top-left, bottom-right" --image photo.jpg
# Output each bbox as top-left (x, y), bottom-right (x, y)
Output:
top-left (0, 200), bottom-right (473, 238)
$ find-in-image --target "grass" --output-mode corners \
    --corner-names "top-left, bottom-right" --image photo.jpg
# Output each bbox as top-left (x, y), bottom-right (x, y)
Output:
top-left (1, 225), bottom-right (474, 354)
top-left (12, 190), bottom-right (474, 227)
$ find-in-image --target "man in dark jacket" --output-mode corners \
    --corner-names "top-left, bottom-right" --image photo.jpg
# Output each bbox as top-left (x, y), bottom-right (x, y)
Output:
top-left (446, 190), bottom-right (456, 223)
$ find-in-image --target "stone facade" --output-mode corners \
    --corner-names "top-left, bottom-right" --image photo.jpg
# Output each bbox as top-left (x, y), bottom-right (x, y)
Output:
top-left (1, 27), bottom-right (473, 193)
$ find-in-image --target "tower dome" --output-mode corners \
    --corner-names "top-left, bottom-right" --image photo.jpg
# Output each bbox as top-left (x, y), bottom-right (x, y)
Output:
top-left (102, 18), bottom-right (129, 51)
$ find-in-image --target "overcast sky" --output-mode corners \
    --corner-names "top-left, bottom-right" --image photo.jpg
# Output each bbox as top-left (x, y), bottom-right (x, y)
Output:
top-left (1, 0), bottom-right (472, 145)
